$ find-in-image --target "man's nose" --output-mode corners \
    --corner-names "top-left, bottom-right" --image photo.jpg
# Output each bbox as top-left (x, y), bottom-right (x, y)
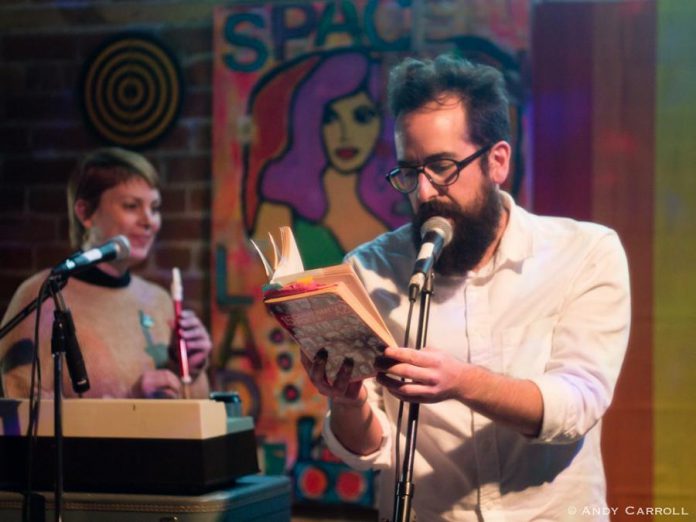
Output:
top-left (416, 171), bottom-right (439, 202)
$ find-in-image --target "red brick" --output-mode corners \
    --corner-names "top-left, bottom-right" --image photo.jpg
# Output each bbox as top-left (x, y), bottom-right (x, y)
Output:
top-left (3, 34), bottom-right (77, 61)
top-left (196, 246), bottom-right (211, 272)
top-left (153, 245), bottom-right (192, 271)
top-left (35, 243), bottom-right (74, 269)
top-left (165, 155), bottom-right (210, 183)
top-left (0, 187), bottom-right (26, 213)
top-left (74, 32), bottom-right (121, 61)
top-left (2, 158), bottom-right (74, 186)
top-left (188, 186), bottom-right (210, 212)
top-left (181, 273), bottom-right (207, 303)
top-left (0, 64), bottom-right (26, 96)
top-left (161, 26), bottom-right (213, 56)
top-left (157, 125), bottom-right (190, 151)
top-left (5, 94), bottom-right (78, 121)
top-left (184, 58), bottom-right (212, 88)
top-left (186, 303), bottom-right (207, 322)
top-left (181, 91), bottom-right (211, 118)
top-left (159, 209), bottom-right (181, 223)
top-left (0, 274), bottom-right (28, 306)
top-left (0, 126), bottom-right (31, 154)
top-left (189, 121), bottom-right (212, 152)
top-left (32, 126), bottom-right (101, 152)
top-left (56, 217), bottom-right (71, 243)
top-left (0, 215), bottom-right (59, 242)
top-left (28, 187), bottom-right (69, 214)
top-left (160, 187), bottom-right (187, 214)
top-left (25, 63), bottom-right (80, 93)
top-left (157, 216), bottom-right (210, 241)
top-left (0, 246), bottom-right (33, 270)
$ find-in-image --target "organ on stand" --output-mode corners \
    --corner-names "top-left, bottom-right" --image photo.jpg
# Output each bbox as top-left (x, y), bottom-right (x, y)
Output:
top-left (0, 398), bottom-right (258, 494)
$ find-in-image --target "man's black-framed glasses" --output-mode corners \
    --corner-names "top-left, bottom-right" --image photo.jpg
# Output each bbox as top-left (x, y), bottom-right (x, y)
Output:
top-left (385, 144), bottom-right (492, 194)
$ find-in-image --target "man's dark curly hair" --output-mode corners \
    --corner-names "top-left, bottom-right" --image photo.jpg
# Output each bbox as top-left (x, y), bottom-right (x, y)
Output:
top-left (387, 54), bottom-right (511, 147)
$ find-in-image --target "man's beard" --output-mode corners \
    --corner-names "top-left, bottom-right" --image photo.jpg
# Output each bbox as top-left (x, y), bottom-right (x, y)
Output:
top-left (411, 178), bottom-right (503, 276)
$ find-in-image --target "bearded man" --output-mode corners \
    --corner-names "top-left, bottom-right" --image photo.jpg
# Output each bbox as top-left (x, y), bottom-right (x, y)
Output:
top-left (302, 54), bottom-right (631, 522)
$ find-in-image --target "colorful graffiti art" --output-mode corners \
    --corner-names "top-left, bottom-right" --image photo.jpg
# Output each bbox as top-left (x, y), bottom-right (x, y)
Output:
top-left (211, 0), bottom-right (530, 506)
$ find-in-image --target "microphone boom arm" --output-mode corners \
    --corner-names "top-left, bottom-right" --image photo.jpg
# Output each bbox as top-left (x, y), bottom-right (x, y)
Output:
top-left (0, 275), bottom-right (68, 341)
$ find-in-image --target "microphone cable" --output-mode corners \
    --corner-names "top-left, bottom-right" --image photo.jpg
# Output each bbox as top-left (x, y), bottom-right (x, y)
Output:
top-left (22, 278), bottom-right (49, 522)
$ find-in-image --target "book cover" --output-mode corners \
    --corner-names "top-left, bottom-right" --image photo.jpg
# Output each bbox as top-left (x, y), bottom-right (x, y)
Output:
top-left (252, 228), bottom-right (396, 382)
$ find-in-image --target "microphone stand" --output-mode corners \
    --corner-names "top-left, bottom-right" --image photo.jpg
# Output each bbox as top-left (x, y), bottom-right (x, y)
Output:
top-left (0, 278), bottom-right (67, 342)
top-left (46, 274), bottom-right (88, 522)
top-left (47, 274), bottom-right (74, 522)
top-left (1, 276), bottom-right (71, 522)
top-left (1, 267), bottom-right (90, 522)
top-left (393, 271), bottom-right (434, 522)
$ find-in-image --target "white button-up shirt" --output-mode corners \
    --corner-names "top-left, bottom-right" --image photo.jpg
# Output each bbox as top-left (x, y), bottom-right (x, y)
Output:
top-left (323, 192), bottom-right (631, 521)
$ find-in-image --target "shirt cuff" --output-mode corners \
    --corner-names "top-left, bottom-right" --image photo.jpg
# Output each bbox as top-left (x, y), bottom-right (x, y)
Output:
top-left (530, 374), bottom-right (583, 444)
top-left (321, 404), bottom-right (393, 470)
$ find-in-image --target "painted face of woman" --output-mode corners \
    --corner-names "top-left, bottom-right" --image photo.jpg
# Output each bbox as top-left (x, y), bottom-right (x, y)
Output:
top-left (321, 90), bottom-right (381, 174)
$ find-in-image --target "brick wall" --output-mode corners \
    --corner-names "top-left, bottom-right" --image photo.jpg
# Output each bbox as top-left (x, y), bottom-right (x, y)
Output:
top-left (0, 1), bottom-right (216, 321)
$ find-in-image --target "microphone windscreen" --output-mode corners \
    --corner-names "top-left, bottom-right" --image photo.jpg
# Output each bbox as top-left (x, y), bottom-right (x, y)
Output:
top-left (112, 235), bottom-right (131, 260)
top-left (421, 216), bottom-right (454, 246)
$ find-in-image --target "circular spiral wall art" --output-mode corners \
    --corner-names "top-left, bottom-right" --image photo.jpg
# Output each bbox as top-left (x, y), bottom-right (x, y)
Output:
top-left (81, 33), bottom-right (183, 148)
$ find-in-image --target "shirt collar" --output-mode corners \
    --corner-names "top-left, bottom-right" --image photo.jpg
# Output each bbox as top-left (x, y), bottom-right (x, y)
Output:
top-left (493, 190), bottom-right (535, 268)
top-left (73, 265), bottom-right (132, 288)
top-left (457, 190), bottom-right (535, 281)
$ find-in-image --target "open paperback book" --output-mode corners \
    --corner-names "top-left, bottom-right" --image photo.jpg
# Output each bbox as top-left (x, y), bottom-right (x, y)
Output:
top-left (251, 227), bottom-right (396, 382)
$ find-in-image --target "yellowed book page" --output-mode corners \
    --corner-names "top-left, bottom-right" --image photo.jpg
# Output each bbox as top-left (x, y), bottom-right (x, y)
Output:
top-left (271, 226), bottom-right (304, 279)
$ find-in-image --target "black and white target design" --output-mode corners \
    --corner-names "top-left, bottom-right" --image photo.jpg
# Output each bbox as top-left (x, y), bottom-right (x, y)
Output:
top-left (82, 34), bottom-right (183, 148)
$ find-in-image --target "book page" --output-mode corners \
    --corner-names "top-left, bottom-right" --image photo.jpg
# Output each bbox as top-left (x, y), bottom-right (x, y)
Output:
top-left (271, 226), bottom-right (304, 280)
top-left (255, 225), bottom-right (396, 382)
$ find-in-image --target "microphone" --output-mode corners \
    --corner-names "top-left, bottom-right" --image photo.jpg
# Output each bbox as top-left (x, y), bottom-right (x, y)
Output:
top-left (409, 216), bottom-right (454, 300)
top-left (59, 308), bottom-right (90, 394)
top-left (51, 235), bottom-right (131, 277)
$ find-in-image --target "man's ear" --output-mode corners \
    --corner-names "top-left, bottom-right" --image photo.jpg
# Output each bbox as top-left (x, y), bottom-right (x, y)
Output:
top-left (74, 199), bottom-right (93, 228)
top-left (488, 141), bottom-right (511, 186)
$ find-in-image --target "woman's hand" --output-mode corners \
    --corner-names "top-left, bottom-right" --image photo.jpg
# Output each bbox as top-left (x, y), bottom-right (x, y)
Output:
top-left (136, 369), bottom-right (182, 399)
top-left (171, 309), bottom-right (212, 379)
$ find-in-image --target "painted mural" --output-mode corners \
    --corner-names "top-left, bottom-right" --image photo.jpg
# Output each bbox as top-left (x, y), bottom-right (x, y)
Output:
top-left (243, 49), bottom-right (407, 268)
top-left (211, 0), bottom-right (530, 505)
